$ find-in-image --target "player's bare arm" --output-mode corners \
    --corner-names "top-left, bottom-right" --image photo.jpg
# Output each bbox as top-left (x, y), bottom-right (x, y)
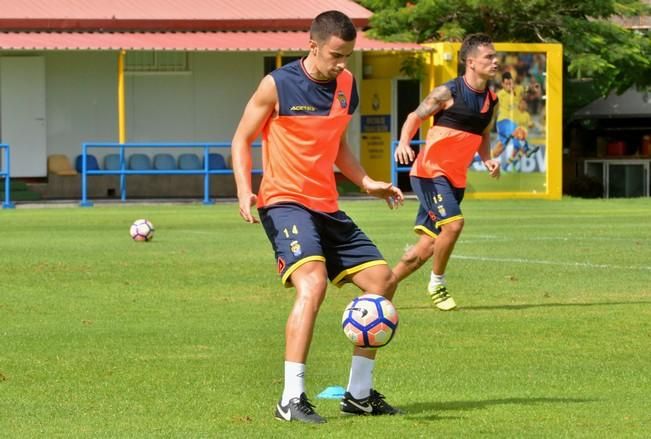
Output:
top-left (232, 75), bottom-right (277, 223)
top-left (394, 85), bottom-right (452, 165)
top-left (335, 134), bottom-right (404, 209)
top-left (415, 85), bottom-right (452, 119)
top-left (479, 103), bottom-right (500, 179)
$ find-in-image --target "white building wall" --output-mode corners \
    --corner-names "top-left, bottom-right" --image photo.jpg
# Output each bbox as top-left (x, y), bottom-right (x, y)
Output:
top-left (46, 52), bottom-right (118, 161)
top-left (190, 52), bottom-right (263, 142)
top-left (46, 51), bottom-right (269, 166)
top-left (4, 49), bottom-right (363, 173)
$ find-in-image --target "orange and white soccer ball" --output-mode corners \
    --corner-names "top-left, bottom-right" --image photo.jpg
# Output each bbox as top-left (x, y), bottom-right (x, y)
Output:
top-left (342, 294), bottom-right (399, 348)
top-left (130, 219), bottom-right (155, 242)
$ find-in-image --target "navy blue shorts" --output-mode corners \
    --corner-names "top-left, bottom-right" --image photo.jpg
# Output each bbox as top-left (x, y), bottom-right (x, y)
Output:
top-left (258, 203), bottom-right (386, 287)
top-left (410, 176), bottom-right (465, 238)
top-left (496, 118), bottom-right (516, 145)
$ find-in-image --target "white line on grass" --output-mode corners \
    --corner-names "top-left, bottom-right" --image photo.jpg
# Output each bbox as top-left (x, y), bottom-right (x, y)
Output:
top-left (459, 235), bottom-right (651, 243)
top-left (452, 255), bottom-right (651, 271)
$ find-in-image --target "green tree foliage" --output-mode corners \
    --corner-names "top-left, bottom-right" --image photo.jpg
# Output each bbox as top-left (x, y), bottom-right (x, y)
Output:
top-left (359, 0), bottom-right (651, 100)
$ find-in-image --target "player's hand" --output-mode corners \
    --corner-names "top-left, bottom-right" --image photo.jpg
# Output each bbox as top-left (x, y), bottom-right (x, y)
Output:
top-left (394, 142), bottom-right (415, 165)
top-left (362, 178), bottom-right (404, 209)
top-left (238, 193), bottom-right (259, 223)
top-left (484, 159), bottom-right (501, 179)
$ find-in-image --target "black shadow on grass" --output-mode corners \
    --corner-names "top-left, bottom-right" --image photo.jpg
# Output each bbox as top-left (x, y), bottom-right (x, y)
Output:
top-left (399, 301), bottom-right (651, 311)
top-left (327, 397), bottom-right (595, 424)
top-left (400, 396), bottom-right (596, 419)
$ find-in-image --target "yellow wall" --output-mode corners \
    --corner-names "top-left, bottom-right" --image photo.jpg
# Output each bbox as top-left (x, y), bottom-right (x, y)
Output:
top-left (360, 43), bottom-right (562, 199)
top-left (360, 52), bottom-right (429, 181)
top-left (426, 42), bottom-right (563, 199)
top-left (362, 52), bottom-right (415, 79)
top-left (360, 79), bottom-right (393, 182)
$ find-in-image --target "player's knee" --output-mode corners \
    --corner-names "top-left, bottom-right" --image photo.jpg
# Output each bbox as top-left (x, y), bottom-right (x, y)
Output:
top-left (378, 270), bottom-right (398, 298)
top-left (293, 272), bottom-right (328, 311)
top-left (420, 238), bottom-right (435, 257)
top-left (401, 246), bottom-right (419, 266)
top-left (294, 284), bottom-right (327, 313)
top-left (388, 271), bottom-right (398, 293)
top-left (444, 218), bottom-right (464, 235)
top-left (400, 239), bottom-right (433, 273)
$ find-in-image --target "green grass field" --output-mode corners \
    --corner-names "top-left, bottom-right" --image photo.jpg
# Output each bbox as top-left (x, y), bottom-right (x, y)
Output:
top-left (1, 198), bottom-right (650, 437)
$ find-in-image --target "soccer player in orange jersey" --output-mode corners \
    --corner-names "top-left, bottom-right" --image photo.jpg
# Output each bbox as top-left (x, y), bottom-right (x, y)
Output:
top-left (232, 10), bottom-right (404, 424)
top-left (393, 34), bottom-right (501, 311)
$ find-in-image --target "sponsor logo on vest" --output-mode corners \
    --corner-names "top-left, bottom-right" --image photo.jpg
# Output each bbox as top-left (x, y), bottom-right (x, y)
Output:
top-left (290, 105), bottom-right (317, 112)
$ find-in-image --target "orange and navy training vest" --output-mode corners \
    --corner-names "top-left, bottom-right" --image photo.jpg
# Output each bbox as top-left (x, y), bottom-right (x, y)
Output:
top-left (411, 77), bottom-right (498, 188)
top-left (257, 59), bottom-right (358, 213)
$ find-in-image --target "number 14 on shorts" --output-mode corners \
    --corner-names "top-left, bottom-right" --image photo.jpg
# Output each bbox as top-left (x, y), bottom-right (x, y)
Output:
top-left (283, 225), bottom-right (299, 238)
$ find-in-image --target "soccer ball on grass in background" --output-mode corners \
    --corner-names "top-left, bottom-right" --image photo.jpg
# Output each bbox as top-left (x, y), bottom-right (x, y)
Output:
top-left (130, 219), bottom-right (155, 242)
top-left (342, 294), bottom-right (398, 348)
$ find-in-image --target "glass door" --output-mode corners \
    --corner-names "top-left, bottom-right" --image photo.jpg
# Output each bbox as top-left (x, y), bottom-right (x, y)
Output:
top-left (607, 161), bottom-right (649, 198)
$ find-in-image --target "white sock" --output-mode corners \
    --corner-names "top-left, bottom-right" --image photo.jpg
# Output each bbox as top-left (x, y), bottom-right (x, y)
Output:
top-left (429, 272), bottom-right (446, 289)
top-left (281, 361), bottom-right (305, 405)
top-left (346, 355), bottom-right (374, 400)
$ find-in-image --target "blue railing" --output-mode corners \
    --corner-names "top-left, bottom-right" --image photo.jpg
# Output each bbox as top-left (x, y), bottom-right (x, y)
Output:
top-left (390, 140), bottom-right (424, 186)
top-left (80, 142), bottom-right (262, 207)
top-left (0, 144), bottom-right (15, 209)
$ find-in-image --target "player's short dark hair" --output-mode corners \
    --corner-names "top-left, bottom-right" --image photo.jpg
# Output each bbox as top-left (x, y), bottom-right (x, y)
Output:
top-left (459, 33), bottom-right (493, 65)
top-left (502, 71), bottom-right (513, 81)
top-left (310, 10), bottom-right (357, 44)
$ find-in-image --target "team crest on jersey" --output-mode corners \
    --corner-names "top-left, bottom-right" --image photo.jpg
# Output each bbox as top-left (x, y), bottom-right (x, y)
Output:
top-left (437, 205), bottom-right (447, 217)
top-left (289, 240), bottom-right (302, 257)
top-left (428, 211), bottom-right (437, 222)
top-left (277, 257), bottom-right (286, 274)
top-left (337, 91), bottom-right (347, 109)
